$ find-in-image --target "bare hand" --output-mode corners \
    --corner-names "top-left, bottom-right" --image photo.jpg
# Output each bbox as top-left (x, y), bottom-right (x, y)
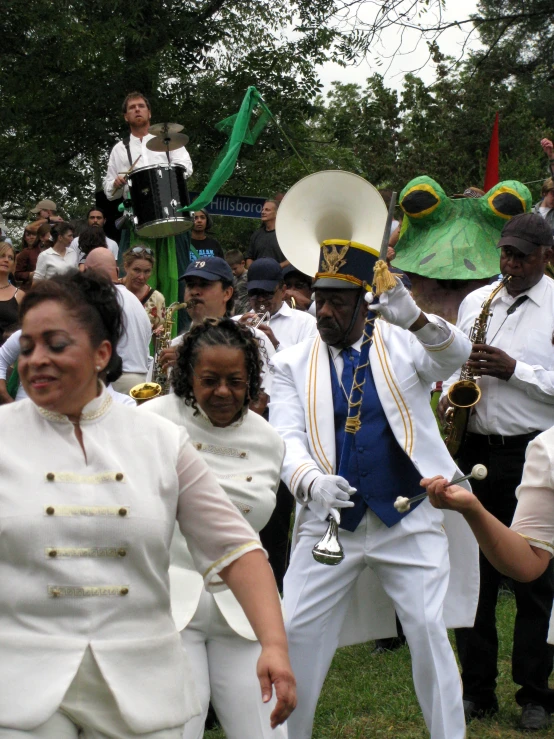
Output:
top-left (467, 343), bottom-right (516, 381)
top-left (283, 287), bottom-right (312, 311)
top-left (114, 175), bottom-right (127, 190)
top-left (420, 475), bottom-right (479, 513)
top-left (437, 395), bottom-right (450, 424)
top-left (158, 346), bottom-right (177, 371)
top-left (387, 246), bottom-right (396, 262)
top-left (541, 138), bottom-right (554, 157)
top-left (257, 645), bottom-right (297, 728)
top-left (239, 313), bottom-right (279, 348)
top-left (249, 391), bottom-right (269, 416)
top-left (153, 324), bottom-right (165, 336)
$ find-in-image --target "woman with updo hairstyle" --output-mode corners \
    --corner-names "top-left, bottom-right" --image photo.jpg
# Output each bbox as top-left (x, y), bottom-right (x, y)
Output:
top-left (142, 317), bottom-right (289, 739)
top-left (0, 275), bottom-right (295, 738)
top-left (33, 221), bottom-right (78, 281)
top-left (122, 246), bottom-right (166, 332)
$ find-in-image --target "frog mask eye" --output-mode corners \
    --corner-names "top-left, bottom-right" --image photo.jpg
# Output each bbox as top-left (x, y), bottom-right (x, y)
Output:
top-left (484, 182), bottom-right (529, 220)
top-left (400, 177), bottom-right (447, 223)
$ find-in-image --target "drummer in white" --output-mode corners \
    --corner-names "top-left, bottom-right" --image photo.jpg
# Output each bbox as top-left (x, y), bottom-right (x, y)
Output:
top-left (103, 92), bottom-right (192, 200)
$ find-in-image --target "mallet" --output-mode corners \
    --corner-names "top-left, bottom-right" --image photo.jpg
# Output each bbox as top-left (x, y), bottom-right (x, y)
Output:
top-left (393, 464), bottom-right (488, 513)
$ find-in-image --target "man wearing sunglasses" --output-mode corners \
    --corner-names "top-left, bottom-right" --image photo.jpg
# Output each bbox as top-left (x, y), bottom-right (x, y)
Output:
top-left (239, 258), bottom-right (317, 352)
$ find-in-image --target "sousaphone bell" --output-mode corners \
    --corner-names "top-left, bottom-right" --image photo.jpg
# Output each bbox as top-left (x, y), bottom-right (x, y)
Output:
top-left (276, 171), bottom-right (388, 565)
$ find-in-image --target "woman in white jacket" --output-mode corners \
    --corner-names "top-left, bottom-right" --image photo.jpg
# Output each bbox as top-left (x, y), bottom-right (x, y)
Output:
top-left (142, 316), bottom-right (288, 739)
top-left (0, 272), bottom-right (295, 739)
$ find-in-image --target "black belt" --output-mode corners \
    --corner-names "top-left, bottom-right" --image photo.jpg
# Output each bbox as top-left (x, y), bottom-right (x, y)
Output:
top-left (466, 431), bottom-right (540, 448)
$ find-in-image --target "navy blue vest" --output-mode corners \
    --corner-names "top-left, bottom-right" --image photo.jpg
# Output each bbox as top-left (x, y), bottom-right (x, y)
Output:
top-left (330, 346), bottom-right (423, 532)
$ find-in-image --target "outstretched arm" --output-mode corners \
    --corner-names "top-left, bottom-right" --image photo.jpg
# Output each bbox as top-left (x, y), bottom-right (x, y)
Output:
top-left (421, 475), bottom-right (551, 582)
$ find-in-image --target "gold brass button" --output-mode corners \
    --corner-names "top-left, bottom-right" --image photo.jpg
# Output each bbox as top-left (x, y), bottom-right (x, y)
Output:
top-left (240, 452), bottom-right (246, 458)
top-left (115, 472), bottom-right (124, 482)
top-left (51, 589), bottom-right (61, 597)
top-left (46, 472), bottom-right (55, 482)
top-left (118, 548), bottom-right (127, 557)
top-left (120, 587), bottom-right (129, 596)
top-left (195, 443), bottom-right (202, 450)
top-left (246, 476), bottom-right (252, 482)
top-left (118, 508), bottom-right (127, 517)
top-left (48, 550), bottom-right (57, 558)
top-left (46, 506), bottom-right (55, 515)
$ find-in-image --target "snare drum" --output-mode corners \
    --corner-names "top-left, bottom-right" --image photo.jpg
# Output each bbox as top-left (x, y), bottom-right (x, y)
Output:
top-left (127, 163), bottom-right (192, 238)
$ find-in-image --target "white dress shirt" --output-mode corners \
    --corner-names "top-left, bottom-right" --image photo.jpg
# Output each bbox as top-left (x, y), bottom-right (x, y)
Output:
top-left (71, 235), bottom-right (119, 262)
top-left (442, 275), bottom-right (554, 436)
top-left (33, 246), bottom-right (80, 281)
top-left (115, 285), bottom-right (152, 374)
top-left (103, 134), bottom-right (193, 201)
top-left (266, 301), bottom-right (318, 351)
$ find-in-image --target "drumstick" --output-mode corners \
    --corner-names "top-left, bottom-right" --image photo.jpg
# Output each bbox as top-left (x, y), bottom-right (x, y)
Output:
top-left (111, 155), bottom-right (142, 194)
top-left (393, 464), bottom-right (488, 513)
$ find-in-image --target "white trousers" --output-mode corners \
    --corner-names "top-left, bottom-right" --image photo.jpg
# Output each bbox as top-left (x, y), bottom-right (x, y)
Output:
top-left (284, 502), bottom-right (465, 739)
top-left (0, 648), bottom-right (183, 739)
top-left (180, 589), bottom-right (287, 739)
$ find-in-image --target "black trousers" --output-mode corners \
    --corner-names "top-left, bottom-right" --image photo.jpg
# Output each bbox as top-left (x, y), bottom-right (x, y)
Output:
top-left (259, 480), bottom-right (294, 592)
top-left (455, 434), bottom-right (554, 710)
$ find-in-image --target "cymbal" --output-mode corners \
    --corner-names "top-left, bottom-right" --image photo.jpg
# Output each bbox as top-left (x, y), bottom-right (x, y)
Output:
top-left (148, 122), bottom-right (184, 136)
top-left (146, 132), bottom-right (189, 152)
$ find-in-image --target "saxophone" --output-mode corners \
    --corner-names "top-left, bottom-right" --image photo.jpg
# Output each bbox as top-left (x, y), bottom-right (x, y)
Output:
top-left (443, 275), bottom-right (511, 457)
top-left (129, 301), bottom-right (187, 403)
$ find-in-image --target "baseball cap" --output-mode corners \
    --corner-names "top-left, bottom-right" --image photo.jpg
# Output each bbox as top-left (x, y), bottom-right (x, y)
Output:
top-left (497, 213), bottom-right (554, 255)
top-left (247, 258), bottom-right (282, 292)
top-left (179, 256), bottom-right (233, 282)
top-left (31, 199), bottom-right (57, 213)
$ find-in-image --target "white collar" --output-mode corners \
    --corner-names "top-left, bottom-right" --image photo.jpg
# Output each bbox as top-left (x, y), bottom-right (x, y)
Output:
top-left (194, 401), bottom-right (248, 429)
top-left (272, 301), bottom-right (291, 318)
top-left (328, 334), bottom-right (364, 361)
top-left (36, 382), bottom-right (112, 425)
top-left (497, 274), bottom-right (549, 308)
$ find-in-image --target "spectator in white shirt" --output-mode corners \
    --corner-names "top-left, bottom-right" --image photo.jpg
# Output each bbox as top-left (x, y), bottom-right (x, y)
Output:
top-left (103, 92), bottom-right (192, 201)
top-left (84, 248), bottom-right (152, 394)
top-left (33, 222), bottom-right (79, 282)
top-left (437, 213), bottom-right (554, 731)
top-left (71, 208), bottom-right (119, 262)
top-left (532, 178), bottom-right (554, 236)
top-left (239, 258), bottom-right (317, 352)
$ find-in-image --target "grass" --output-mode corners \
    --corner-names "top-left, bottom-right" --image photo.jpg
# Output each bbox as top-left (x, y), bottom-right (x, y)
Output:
top-left (206, 590), bottom-right (553, 737)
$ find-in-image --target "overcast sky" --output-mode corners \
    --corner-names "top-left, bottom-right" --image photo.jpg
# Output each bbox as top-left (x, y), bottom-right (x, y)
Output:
top-left (317, 0), bottom-right (481, 93)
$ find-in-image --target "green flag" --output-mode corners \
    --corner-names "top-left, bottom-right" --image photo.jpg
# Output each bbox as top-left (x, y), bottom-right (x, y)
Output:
top-left (182, 86), bottom-right (271, 212)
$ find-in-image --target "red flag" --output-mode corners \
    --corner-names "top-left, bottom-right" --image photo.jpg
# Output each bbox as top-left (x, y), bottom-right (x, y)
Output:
top-left (484, 112), bottom-right (499, 192)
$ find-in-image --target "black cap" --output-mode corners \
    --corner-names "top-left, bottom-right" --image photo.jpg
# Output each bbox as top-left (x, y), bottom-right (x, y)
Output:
top-left (247, 258), bottom-right (282, 292)
top-left (497, 213), bottom-right (554, 255)
top-left (180, 256), bottom-right (233, 282)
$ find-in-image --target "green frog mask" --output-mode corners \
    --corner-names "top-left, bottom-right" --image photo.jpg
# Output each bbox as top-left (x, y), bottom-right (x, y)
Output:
top-left (393, 176), bottom-right (532, 280)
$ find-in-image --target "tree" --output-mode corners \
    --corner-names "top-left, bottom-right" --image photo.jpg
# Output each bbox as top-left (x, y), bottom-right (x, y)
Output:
top-left (0, 0), bottom-right (344, 223)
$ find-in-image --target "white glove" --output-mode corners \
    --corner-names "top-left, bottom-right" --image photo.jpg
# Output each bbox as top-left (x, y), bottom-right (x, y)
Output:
top-left (369, 279), bottom-right (421, 330)
top-left (309, 475), bottom-right (356, 516)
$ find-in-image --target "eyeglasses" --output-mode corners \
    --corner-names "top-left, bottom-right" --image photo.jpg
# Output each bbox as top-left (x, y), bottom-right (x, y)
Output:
top-left (130, 246), bottom-right (154, 256)
top-left (189, 365), bottom-right (248, 391)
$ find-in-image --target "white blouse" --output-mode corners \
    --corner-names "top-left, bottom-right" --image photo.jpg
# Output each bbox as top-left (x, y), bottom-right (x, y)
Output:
top-left (511, 427), bottom-right (554, 643)
top-left (33, 245), bottom-right (80, 281)
top-left (141, 394), bottom-right (285, 638)
top-left (0, 387), bottom-right (261, 733)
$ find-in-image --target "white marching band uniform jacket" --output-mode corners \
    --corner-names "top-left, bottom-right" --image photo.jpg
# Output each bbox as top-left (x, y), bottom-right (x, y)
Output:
top-left (0, 387), bottom-right (262, 733)
top-left (141, 394), bottom-right (285, 639)
top-left (269, 318), bottom-right (480, 644)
